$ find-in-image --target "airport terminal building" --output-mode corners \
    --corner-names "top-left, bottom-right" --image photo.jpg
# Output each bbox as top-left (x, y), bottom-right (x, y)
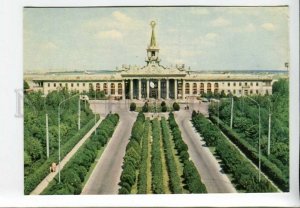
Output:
top-left (25, 21), bottom-right (275, 100)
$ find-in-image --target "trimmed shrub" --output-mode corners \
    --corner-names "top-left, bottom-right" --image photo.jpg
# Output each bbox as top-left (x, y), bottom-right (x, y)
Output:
top-left (172, 102), bottom-right (180, 111)
top-left (130, 102), bottom-right (136, 111)
top-left (142, 102), bottom-right (149, 112)
top-left (161, 105), bottom-right (167, 112)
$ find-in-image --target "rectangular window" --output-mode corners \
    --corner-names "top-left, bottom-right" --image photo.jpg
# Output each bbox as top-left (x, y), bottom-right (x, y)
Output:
top-left (250, 90), bottom-right (253, 94)
top-left (233, 82), bottom-right (236, 86)
top-left (245, 82), bottom-right (248, 86)
top-left (239, 90), bottom-right (242, 94)
top-left (256, 82), bottom-right (259, 86)
top-left (233, 89), bottom-right (236, 94)
top-left (83, 83), bottom-right (85, 87)
top-left (59, 83), bottom-right (62, 87)
top-left (239, 82), bottom-right (241, 86)
top-left (77, 83), bottom-right (79, 87)
top-left (71, 83), bottom-right (74, 87)
top-left (48, 83), bottom-right (50, 87)
top-left (54, 83), bottom-right (56, 87)
top-left (256, 90), bottom-right (259, 94)
top-left (228, 83), bottom-right (230, 86)
top-left (250, 82), bottom-right (253, 86)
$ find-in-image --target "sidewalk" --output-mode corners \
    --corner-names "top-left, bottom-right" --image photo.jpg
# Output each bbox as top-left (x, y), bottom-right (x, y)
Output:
top-left (30, 118), bottom-right (103, 195)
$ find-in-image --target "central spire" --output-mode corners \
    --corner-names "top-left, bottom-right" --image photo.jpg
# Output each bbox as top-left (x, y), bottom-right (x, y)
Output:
top-left (150, 20), bottom-right (157, 47)
top-left (146, 20), bottom-right (160, 65)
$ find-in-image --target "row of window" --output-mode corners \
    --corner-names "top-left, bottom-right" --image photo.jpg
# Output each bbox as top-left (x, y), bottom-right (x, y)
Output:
top-left (184, 82), bottom-right (260, 89)
top-left (184, 82), bottom-right (265, 95)
top-left (47, 82), bottom-right (123, 95)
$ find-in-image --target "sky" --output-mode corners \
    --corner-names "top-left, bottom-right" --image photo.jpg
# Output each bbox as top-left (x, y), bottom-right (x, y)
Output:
top-left (23, 7), bottom-right (289, 72)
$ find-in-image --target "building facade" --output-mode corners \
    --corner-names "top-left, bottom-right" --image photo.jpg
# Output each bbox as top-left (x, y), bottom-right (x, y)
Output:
top-left (26, 21), bottom-right (274, 100)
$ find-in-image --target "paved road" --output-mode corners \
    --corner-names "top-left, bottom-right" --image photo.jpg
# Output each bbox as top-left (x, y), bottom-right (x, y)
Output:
top-left (175, 108), bottom-right (236, 193)
top-left (81, 101), bottom-right (137, 194)
top-left (30, 118), bottom-right (103, 195)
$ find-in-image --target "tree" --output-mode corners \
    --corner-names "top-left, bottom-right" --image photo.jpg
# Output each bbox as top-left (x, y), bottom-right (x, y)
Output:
top-left (130, 102), bottom-right (136, 111)
top-left (24, 80), bottom-right (30, 92)
top-left (161, 101), bottom-right (166, 107)
top-left (161, 105), bottom-right (167, 112)
top-left (25, 138), bottom-right (43, 161)
top-left (173, 102), bottom-right (180, 111)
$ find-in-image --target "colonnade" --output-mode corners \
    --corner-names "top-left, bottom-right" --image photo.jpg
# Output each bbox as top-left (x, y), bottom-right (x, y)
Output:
top-left (126, 78), bottom-right (180, 100)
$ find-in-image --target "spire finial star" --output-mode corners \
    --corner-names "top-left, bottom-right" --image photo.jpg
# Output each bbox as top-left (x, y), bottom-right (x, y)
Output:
top-left (150, 20), bottom-right (156, 29)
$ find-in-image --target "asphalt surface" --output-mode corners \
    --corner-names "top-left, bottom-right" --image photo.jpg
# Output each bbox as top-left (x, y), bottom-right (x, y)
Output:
top-left (174, 107), bottom-right (236, 193)
top-left (81, 101), bottom-right (137, 194)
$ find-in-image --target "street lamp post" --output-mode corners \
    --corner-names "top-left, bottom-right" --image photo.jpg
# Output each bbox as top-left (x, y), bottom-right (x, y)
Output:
top-left (267, 98), bottom-right (272, 156)
top-left (245, 96), bottom-right (261, 182)
top-left (58, 93), bottom-right (79, 183)
top-left (230, 96), bottom-right (234, 129)
top-left (94, 89), bottom-right (97, 135)
top-left (41, 95), bottom-right (50, 159)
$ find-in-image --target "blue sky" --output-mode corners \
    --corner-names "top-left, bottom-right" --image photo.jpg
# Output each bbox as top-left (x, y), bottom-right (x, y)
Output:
top-left (24, 7), bottom-right (289, 72)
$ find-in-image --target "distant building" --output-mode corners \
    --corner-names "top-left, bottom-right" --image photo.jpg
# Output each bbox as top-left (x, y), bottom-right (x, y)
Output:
top-left (25, 21), bottom-right (275, 100)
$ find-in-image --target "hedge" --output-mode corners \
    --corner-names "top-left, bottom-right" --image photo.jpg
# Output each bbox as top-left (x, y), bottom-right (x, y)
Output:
top-left (209, 115), bottom-right (288, 191)
top-left (24, 117), bottom-right (99, 195)
top-left (42, 113), bottom-right (119, 194)
top-left (151, 118), bottom-right (164, 194)
top-left (192, 113), bottom-right (278, 192)
top-left (137, 119), bottom-right (150, 194)
top-left (118, 112), bottom-right (145, 194)
top-left (161, 117), bottom-right (183, 194)
top-left (168, 112), bottom-right (207, 193)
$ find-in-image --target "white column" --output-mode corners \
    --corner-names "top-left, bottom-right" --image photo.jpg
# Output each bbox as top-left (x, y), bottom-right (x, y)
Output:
top-left (174, 79), bottom-right (177, 100)
top-left (146, 79), bottom-right (150, 99)
top-left (138, 79), bottom-right (142, 100)
top-left (182, 79), bottom-right (186, 100)
top-left (130, 79), bottom-right (133, 100)
top-left (114, 82), bottom-right (117, 96)
top-left (122, 80), bottom-right (125, 100)
top-left (107, 82), bottom-right (111, 95)
top-left (158, 79), bottom-right (161, 99)
top-left (166, 79), bottom-right (169, 99)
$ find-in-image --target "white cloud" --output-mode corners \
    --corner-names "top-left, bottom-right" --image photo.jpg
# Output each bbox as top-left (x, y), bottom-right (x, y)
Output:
top-left (205, 32), bottom-right (219, 40)
top-left (41, 41), bottom-right (58, 50)
top-left (244, 23), bottom-right (256, 32)
top-left (112, 11), bottom-right (132, 24)
top-left (83, 11), bottom-right (143, 32)
top-left (211, 17), bottom-right (231, 27)
top-left (261, 23), bottom-right (276, 31)
top-left (95, 30), bottom-right (123, 40)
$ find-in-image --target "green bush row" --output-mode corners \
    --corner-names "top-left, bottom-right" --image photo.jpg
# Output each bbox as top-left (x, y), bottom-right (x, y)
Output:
top-left (137, 119), bottom-right (150, 194)
top-left (209, 115), bottom-right (288, 191)
top-left (151, 118), bottom-right (164, 194)
top-left (161, 117), bottom-right (183, 194)
top-left (118, 112), bottom-right (145, 194)
top-left (183, 160), bottom-right (207, 193)
top-left (24, 117), bottom-right (98, 195)
top-left (168, 112), bottom-right (207, 193)
top-left (43, 113), bottom-right (119, 194)
top-left (192, 113), bottom-right (277, 192)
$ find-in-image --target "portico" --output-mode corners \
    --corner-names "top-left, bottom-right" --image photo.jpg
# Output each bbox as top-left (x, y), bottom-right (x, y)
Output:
top-left (123, 77), bottom-right (183, 100)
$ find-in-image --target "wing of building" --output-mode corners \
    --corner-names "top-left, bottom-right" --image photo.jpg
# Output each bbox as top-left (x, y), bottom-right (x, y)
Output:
top-left (24, 21), bottom-right (287, 100)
